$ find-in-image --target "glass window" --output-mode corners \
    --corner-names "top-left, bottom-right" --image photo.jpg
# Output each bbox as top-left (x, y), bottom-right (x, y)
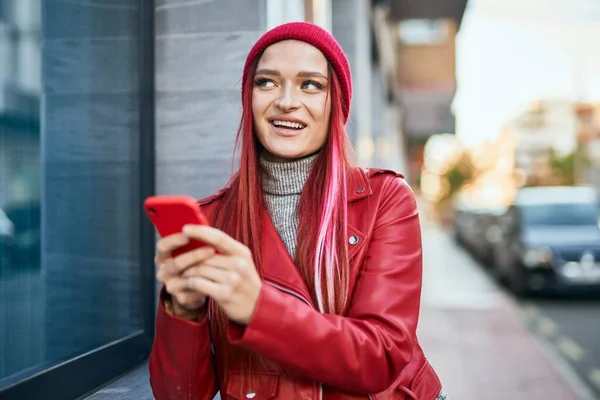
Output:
top-left (521, 202), bottom-right (600, 226)
top-left (1, 0), bottom-right (146, 388)
top-left (398, 19), bottom-right (448, 45)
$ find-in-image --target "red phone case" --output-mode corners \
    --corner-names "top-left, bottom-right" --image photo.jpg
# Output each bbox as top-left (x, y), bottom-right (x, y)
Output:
top-left (144, 195), bottom-right (210, 258)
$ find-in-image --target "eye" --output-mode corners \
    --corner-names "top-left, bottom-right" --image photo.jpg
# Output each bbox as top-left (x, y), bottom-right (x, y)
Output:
top-left (301, 80), bottom-right (324, 90)
top-left (254, 78), bottom-right (276, 88)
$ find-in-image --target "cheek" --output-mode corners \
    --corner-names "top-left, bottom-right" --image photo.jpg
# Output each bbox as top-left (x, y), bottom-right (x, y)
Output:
top-left (251, 93), bottom-right (271, 138)
top-left (310, 98), bottom-right (330, 141)
top-left (251, 92), bottom-right (263, 121)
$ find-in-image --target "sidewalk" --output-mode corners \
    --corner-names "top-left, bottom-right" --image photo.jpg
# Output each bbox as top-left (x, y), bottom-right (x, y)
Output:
top-left (417, 219), bottom-right (592, 400)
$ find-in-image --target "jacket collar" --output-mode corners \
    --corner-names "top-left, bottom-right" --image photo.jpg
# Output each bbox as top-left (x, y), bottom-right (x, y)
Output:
top-left (198, 166), bottom-right (374, 310)
top-left (259, 166), bottom-right (372, 310)
top-left (261, 212), bottom-right (316, 309)
top-left (201, 166), bottom-right (373, 206)
top-left (346, 166), bottom-right (371, 203)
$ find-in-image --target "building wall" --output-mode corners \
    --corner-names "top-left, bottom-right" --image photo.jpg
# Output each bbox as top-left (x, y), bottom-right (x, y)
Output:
top-left (331, 0), bottom-right (373, 166)
top-left (155, 0), bottom-right (382, 194)
top-left (41, 0), bottom-right (144, 363)
top-left (304, 0), bottom-right (332, 32)
top-left (1, 0), bottom-right (148, 385)
top-left (578, 104), bottom-right (600, 187)
top-left (396, 20), bottom-right (457, 89)
top-left (155, 0), bottom-right (265, 199)
top-left (506, 100), bottom-right (581, 185)
top-left (267, 0), bottom-right (305, 29)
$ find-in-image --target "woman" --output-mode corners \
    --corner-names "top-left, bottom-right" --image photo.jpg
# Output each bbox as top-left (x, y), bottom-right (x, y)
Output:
top-left (149, 22), bottom-right (446, 400)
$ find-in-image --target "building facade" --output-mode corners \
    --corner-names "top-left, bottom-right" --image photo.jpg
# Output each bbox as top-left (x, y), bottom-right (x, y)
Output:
top-left (0, 1), bottom-right (402, 399)
top-left (384, 0), bottom-right (468, 186)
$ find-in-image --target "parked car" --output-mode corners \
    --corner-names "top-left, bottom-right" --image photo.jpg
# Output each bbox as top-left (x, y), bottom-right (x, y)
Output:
top-left (452, 195), bottom-right (505, 266)
top-left (492, 186), bottom-right (600, 296)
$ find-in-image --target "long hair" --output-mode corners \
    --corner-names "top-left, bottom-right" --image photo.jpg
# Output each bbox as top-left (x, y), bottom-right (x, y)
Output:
top-left (211, 57), bottom-right (353, 386)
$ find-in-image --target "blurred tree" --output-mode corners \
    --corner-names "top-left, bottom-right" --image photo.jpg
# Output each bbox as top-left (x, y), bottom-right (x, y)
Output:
top-left (437, 150), bottom-right (475, 204)
top-left (548, 147), bottom-right (590, 185)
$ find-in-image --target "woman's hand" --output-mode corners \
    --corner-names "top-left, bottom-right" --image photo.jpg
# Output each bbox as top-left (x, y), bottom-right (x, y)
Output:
top-left (180, 224), bottom-right (262, 325)
top-left (155, 233), bottom-right (216, 315)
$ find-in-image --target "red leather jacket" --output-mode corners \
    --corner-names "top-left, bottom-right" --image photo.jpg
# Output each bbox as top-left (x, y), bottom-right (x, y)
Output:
top-left (149, 168), bottom-right (442, 400)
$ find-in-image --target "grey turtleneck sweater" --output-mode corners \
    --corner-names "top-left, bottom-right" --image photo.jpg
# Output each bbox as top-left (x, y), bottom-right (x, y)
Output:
top-left (260, 153), bottom-right (318, 258)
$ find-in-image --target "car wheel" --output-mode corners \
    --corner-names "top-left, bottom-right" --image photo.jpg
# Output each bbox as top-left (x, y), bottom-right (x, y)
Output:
top-left (490, 246), bottom-right (507, 283)
top-left (509, 262), bottom-right (530, 298)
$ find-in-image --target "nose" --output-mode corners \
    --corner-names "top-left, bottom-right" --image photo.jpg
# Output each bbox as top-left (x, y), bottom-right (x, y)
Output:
top-left (274, 83), bottom-right (300, 112)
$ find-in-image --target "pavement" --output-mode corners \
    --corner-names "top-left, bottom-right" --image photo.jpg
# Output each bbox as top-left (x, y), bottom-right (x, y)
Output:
top-left (417, 214), bottom-right (598, 400)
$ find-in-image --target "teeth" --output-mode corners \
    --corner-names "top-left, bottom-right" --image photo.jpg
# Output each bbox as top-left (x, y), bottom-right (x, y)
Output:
top-left (273, 120), bottom-right (305, 129)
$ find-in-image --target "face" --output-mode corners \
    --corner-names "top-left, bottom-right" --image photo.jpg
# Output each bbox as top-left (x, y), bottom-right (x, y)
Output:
top-left (252, 40), bottom-right (331, 161)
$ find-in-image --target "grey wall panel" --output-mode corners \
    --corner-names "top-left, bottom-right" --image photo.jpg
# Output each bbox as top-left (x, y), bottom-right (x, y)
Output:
top-left (44, 39), bottom-right (139, 94)
top-left (156, 91), bottom-right (240, 162)
top-left (156, 0), bottom-right (261, 35)
top-left (155, 1), bottom-right (263, 198)
top-left (156, 32), bottom-right (260, 93)
top-left (43, 1), bottom-right (138, 39)
top-left (41, 0), bottom-right (143, 364)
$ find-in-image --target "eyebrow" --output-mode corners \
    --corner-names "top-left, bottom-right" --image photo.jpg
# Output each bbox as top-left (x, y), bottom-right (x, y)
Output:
top-left (255, 69), bottom-right (328, 80)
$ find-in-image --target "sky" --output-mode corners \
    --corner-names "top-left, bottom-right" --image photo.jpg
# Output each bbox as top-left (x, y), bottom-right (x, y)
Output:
top-left (453, 0), bottom-right (600, 147)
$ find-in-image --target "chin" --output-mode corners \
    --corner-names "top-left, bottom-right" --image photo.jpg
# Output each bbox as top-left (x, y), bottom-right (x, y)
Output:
top-left (264, 143), bottom-right (316, 160)
top-left (260, 137), bottom-right (308, 159)
top-left (268, 149), bottom-right (309, 160)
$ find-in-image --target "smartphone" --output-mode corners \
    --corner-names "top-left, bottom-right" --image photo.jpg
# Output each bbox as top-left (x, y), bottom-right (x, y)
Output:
top-left (144, 195), bottom-right (211, 258)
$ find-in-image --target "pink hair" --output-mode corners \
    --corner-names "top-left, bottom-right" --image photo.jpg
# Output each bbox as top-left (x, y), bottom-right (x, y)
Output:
top-left (212, 60), bottom-right (353, 384)
top-left (296, 65), bottom-right (351, 313)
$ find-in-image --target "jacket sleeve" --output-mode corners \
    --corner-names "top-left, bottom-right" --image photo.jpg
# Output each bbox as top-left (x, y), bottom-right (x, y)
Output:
top-left (227, 177), bottom-right (422, 394)
top-left (149, 288), bottom-right (218, 400)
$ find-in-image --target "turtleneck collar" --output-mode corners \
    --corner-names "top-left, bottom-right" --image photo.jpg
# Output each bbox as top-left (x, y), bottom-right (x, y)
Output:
top-left (260, 153), bottom-right (319, 196)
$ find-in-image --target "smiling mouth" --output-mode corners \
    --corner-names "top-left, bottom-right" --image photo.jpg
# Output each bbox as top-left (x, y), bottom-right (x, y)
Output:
top-left (271, 120), bottom-right (307, 130)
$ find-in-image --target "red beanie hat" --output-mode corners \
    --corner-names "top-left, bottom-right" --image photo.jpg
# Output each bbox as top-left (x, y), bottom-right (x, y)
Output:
top-left (242, 22), bottom-right (352, 122)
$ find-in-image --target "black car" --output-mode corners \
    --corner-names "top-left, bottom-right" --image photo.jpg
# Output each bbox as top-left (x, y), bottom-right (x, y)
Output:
top-left (452, 195), bottom-right (506, 266)
top-left (492, 186), bottom-right (600, 296)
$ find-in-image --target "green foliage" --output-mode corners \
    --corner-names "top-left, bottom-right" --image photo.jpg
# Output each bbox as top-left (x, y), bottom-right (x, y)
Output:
top-left (438, 152), bottom-right (475, 204)
top-left (548, 147), bottom-right (590, 184)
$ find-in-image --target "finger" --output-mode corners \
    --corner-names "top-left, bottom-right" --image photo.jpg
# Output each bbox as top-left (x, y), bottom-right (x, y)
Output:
top-left (173, 292), bottom-right (205, 311)
top-left (187, 276), bottom-right (231, 302)
top-left (195, 254), bottom-right (250, 276)
top-left (182, 225), bottom-right (250, 257)
top-left (164, 276), bottom-right (192, 296)
top-left (156, 259), bottom-right (178, 283)
top-left (155, 234), bottom-right (189, 262)
top-left (182, 265), bottom-right (236, 286)
top-left (172, 246), bottom-right (216, 273)
top-left (164, 276), bottom-right (211, 298)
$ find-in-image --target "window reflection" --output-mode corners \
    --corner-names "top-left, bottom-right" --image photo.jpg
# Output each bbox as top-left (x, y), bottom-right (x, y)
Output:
top-left (1, 0), bottom-right (143, 386)
top-left (0, 0), bottom-right (43, 380)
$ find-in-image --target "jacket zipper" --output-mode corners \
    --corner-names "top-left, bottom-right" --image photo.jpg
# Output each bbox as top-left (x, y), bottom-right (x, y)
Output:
top-left (264, 280), bottom-right (313, 307)
top-left (264, 280), bottom-right (326, 400)
top-left (264, 280), bottom-right (373, 400)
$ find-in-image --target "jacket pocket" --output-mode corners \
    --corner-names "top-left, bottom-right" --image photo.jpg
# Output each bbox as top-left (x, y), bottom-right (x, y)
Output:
top-left (396, 360), bottom-right (440, 400)
top-left (223, 372), bottom-right (279, 400)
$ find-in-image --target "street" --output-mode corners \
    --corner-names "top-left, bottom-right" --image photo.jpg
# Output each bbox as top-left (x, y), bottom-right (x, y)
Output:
top-left (422, 216), bottom-right (600, 399)
top-left (520, 296), bottom-right (600, 399)
top-left (417, 211), bottom-right (600, 400)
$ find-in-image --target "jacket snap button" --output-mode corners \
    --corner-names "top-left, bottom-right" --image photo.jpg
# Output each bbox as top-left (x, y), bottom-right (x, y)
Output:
top-left (355, 186), bottom-right (365, 194)
top-left (349, 235), bottom-right (359, 245)
top-left (245, 391), bottom-right (256, 399)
